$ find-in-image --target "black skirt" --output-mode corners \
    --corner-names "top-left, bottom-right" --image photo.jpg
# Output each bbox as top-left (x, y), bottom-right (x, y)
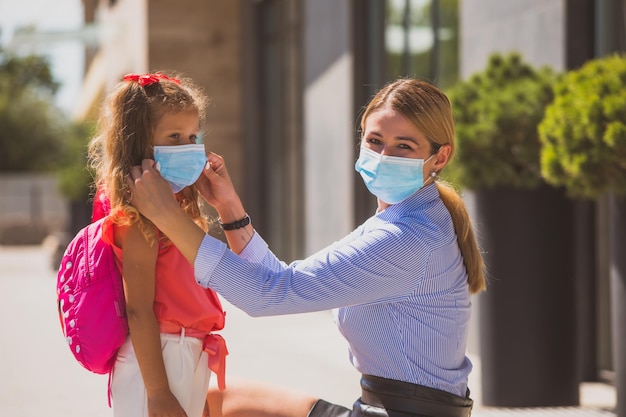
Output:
top-left (308, 375), bottom-right (473, 417)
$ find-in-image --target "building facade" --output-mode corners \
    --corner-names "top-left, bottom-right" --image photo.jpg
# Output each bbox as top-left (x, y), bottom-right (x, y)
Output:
top-left (76, 0), bottom-right (623, 409)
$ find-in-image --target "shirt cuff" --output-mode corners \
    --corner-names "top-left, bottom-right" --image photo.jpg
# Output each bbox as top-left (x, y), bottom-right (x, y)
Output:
top-left (194, 235), bottom-right (228, 287)
top-left (238, 230), bottom-right (269, 263)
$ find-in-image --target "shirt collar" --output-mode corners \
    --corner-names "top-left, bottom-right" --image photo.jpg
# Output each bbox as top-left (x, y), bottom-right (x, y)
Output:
top-left (375, 182), bottom-right (439, 220)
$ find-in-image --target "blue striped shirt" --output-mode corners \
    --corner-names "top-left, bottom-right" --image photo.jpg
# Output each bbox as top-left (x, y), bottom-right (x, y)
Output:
top-left (194, 183), bottom-right (473, 396)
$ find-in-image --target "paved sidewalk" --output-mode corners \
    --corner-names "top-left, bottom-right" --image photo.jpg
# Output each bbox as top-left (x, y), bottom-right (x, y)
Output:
top-left (214, 300), bottom-right (618, 417)
top-left (0, 244), bottom-right (617, 416)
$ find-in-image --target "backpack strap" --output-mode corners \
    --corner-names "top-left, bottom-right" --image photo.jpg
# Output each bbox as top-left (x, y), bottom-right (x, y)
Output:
top-left (107, 368), bottom-right (113, 407)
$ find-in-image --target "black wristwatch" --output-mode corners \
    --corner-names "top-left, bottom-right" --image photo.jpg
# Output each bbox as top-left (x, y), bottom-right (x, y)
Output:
top-left (218, 214), bottom-right (251, 230)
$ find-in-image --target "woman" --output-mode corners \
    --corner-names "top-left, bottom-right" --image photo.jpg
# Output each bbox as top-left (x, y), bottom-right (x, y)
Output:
top-left (128, 78), bottom-right (486, 417)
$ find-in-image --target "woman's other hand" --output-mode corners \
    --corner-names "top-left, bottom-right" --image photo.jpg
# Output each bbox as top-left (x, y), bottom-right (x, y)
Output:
top-left (195, 152), bottom-right (241, 212)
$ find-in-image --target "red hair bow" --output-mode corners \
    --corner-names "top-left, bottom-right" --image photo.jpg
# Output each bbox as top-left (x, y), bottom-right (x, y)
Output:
top-left (122, 73), bottom-right (181, 86)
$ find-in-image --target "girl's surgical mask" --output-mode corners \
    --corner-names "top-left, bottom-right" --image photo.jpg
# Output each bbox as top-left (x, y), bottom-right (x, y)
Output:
top-left (153, 144), bottom-right (207, 193)
top-left (354, 145), bottom-right (435, 204)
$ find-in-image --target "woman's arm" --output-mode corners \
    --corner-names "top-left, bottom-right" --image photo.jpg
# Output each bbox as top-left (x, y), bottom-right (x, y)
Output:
top-left (195, 223), bottom-right (441, 316)
top-left (118, 224), bottom-right (187, 417)
top-left (128, 160), bottom-right (206, 265)
top-left (128, 154), bottom-right (255, 261)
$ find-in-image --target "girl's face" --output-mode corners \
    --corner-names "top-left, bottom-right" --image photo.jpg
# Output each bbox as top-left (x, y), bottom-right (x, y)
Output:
top-left (152, 110), bottom-right (200, 147)
top-left (361, 107), bottom-right (434, 160)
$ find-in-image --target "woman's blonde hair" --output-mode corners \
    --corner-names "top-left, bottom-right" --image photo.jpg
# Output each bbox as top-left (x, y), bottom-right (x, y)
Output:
top-left (88, 73), bottom-right (209, 244)
top-left (361, 78), bottom-right (486, 294)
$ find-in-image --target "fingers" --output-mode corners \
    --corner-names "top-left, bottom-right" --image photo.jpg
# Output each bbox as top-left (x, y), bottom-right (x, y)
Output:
top-left (203, 163), bottom-right (218, 177)
top-left (126, 160), bottom-right (160, 203)
top-left (128, 159), bottom-right (157, 184)
top-left (206, 151), bottom-right (223, 163)
top-left (206, 152), bottom-right (224, 170)
top-left (141, 158), bottom-right (156, 170)
top-left (129, 165), bottom-right (142, 183)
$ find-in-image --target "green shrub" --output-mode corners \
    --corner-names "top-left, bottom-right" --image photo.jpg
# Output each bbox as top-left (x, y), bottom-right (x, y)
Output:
top-left (445, 52), bottom-right (557, 189)
top-left (539, 53), bottom-right (626, 198)
top-left (57, 121), bottom-right (95, 202)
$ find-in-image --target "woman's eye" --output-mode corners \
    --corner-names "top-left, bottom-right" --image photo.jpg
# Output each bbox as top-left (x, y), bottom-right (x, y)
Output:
top-left (366, 137), bottom-right (382, 145)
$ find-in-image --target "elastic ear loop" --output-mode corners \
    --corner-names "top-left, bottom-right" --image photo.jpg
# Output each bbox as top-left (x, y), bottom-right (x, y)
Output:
top-left (426, 152), bottom-right (438, 181)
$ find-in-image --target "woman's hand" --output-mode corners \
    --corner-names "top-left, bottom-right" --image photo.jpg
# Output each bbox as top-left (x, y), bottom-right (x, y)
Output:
top-left (127, 159), bottom-right (181, 223)
top-left (196, 152), bottom-right (253, 254)
top-left (195, 152), bottom-right (242, 213)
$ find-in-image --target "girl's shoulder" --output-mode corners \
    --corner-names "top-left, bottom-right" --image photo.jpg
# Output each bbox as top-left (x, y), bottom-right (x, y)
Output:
top-left (105, 215), bottom-right (156, 252)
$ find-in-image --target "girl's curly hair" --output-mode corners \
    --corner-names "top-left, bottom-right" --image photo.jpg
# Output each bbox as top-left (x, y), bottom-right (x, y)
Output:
top-left (88, 72), bottom-right (209, 244)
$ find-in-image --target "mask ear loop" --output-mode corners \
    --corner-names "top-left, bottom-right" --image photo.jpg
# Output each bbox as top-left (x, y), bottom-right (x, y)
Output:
top-left (424, 152), bottom-right (439, 186)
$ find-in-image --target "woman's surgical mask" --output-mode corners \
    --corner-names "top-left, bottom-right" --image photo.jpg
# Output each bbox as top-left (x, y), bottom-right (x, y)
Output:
top-left (153, 144), bottom-right (207, 193)
top-left (354, 146), bottom-right (435, 204)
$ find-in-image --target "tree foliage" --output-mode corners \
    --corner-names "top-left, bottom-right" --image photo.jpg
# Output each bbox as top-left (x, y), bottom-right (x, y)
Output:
top-left (0, 48), bottom-right (66, 172)
top-left (0, 48), bottom-right (94, 201)
top-left (539, 53), bottom-right (626, 198)
top-left (444, 52), bottom-right (558, 190)
top-left (57, 120), bottom-right (95, 201)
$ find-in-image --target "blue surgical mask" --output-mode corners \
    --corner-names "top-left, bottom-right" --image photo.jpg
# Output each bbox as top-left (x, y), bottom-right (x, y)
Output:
top-left (355, 146), bottom-right (434, 204)
top-left (153, 144), bottom-right (207, 193)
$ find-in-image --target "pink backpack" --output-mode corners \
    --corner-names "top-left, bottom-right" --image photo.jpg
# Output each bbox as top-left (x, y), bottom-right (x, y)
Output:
top-left (56, 217), bottom-right (128, 375)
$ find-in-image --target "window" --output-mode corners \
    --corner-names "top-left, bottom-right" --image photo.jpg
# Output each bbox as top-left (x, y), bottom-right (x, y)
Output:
top-left (385, 0), bottom-right (459, 88)
top-left (241, 0), bottom-right (304, 260)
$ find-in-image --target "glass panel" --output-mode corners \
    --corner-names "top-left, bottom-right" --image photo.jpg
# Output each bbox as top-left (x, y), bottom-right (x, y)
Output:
top-left (384, 0), bottom-right (459, 88)
top-left (251, 0), bottom-right (303, 260)
top-left (435, 0), bottom-right (460, 89)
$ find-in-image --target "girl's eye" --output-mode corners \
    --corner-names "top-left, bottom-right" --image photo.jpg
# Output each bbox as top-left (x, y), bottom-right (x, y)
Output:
top-left (170, 133), bottom-right (180, 140)
top-left (189, 134), bottom-right (198, 143)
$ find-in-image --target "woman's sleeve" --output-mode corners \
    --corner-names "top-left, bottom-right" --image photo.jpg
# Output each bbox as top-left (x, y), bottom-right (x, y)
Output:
top-left (237, 231), bottom-right (290, 272)
top-left (194, 224), bottom-right (430, 317)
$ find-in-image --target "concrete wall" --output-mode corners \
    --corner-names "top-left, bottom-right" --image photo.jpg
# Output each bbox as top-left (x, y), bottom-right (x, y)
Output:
top-left (148, 0), bottom-right (244, 192)
top-left (303, 0), bottom-right (354, 254)
top-left (73, 0), bottom-right (149, 121)
top-left (0, 174), bottom-right (69, 244)
top-left (460, 0), bottom-right (566, 78)
top-left (75, 0), bottom-right (243, 192)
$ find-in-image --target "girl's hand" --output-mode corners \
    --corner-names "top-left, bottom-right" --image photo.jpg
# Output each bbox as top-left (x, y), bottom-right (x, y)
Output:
top-left (147, 388), bottom-right (188, 417)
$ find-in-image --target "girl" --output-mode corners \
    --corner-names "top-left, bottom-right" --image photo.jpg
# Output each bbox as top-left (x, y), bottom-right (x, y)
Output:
top-left (88, 72), bottom-right (227, 417)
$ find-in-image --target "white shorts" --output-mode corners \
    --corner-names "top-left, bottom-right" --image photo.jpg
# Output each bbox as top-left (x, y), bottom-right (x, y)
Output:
top-left (111, 333), bottom-right (211, 417)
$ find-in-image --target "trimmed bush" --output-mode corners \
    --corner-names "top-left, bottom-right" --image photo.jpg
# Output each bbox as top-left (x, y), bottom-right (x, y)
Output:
top-left (445, 52), bottom-right (557, 189)
top-left (539, 53), bottom-right (626, 198)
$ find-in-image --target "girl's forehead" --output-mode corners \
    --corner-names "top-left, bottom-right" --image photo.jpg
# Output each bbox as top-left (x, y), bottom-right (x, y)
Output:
top-left (155, 110), bottom-right (199, 126)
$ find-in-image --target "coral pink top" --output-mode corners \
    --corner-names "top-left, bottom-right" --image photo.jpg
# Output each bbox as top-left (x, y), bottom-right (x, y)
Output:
top-left (91, 188), bottom-right (110, 223)
top-left (102, 218), bottom-right (228, 389)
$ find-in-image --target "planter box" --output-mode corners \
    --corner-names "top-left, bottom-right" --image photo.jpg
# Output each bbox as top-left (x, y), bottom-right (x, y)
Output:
top-left (472, 185), bottom-right (578, 407)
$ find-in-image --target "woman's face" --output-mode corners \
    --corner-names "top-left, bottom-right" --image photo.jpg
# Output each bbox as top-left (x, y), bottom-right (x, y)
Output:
top-left (361, 107), bottom-right (434, 160)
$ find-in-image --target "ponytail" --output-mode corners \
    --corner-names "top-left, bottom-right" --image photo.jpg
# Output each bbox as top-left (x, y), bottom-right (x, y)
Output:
top-left (436, 182), bottom-right (486, 294)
